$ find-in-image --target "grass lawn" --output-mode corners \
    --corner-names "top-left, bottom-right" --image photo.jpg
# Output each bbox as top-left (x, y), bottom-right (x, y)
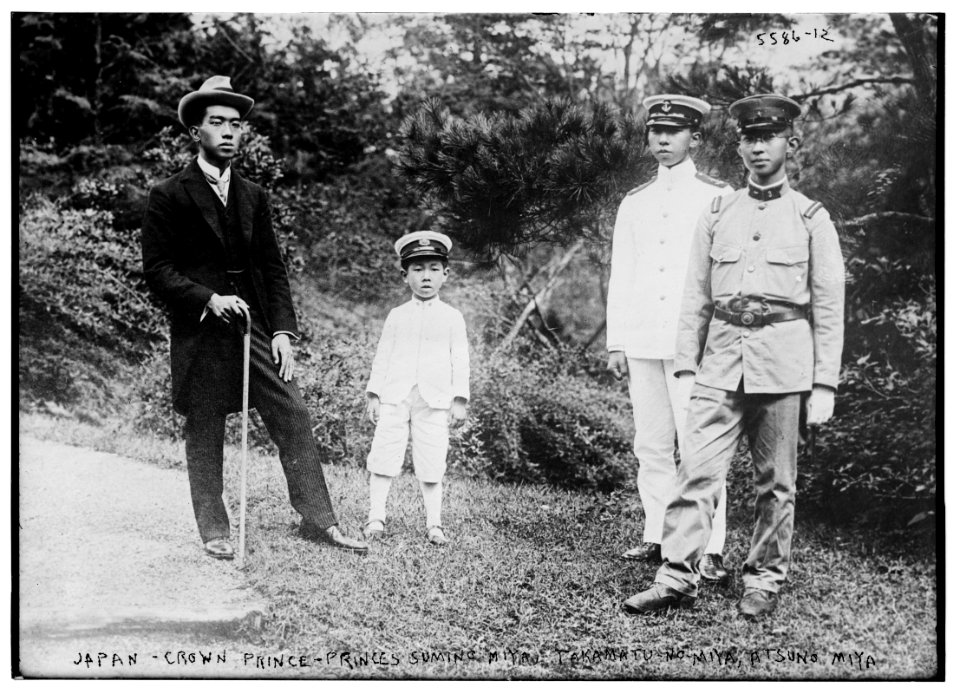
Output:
top-left (20, 414), bottom-right (939, 680)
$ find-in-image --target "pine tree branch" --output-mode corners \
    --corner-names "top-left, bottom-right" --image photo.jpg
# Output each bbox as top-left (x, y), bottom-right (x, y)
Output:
top-left (526, 314), bottom-right (557, 350)
top-left (793, 76), bottom-right (914, 101)
top-left (839, 211), bottom-right (934, 228)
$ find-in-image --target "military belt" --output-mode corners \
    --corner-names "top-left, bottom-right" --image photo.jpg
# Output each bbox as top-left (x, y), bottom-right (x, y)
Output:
top-left (713, 305), bottom-right (809, 328)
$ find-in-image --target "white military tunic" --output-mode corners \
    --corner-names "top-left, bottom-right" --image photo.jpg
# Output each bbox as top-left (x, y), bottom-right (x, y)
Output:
top-left (366, 296), bottom-right (470, 408)
top-left (365, 295), bottom-right (470, 481)
top-left (606, 157), bottom-right (733, 357)
top-left (606, 158), bottom-right (732, 550)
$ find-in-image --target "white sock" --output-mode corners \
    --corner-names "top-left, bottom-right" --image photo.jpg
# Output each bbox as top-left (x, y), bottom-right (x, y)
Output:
top-left (368, 473), bottom-right (392, 524)
top-left (419, 480), bottom-right (443, 529)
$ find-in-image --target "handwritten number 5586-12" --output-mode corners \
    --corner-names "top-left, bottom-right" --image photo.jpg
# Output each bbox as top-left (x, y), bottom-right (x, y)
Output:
top-left (757, 29), bottom-right (834, 46)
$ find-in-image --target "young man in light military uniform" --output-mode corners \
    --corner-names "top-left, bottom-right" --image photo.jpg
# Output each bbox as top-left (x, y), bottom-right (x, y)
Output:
top-left (622, 94), bottom-right (845, 618)
top-left (606, 94), bottom-right (732, 582)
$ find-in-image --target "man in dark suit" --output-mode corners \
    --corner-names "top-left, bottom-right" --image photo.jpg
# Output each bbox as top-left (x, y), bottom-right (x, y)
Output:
top-left (141, 75), bottom-right (368, 558)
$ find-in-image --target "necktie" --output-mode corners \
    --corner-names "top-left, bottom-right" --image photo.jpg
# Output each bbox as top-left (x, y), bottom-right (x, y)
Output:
top-left (203, 171), bottom-right (229, 205)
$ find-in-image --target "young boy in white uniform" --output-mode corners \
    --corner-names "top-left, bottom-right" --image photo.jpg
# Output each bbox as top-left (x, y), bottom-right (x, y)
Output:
top-left (363, 231), bottom-right (470, 545)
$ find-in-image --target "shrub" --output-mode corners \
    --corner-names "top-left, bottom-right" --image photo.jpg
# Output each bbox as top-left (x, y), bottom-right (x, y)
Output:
top-left (275, 153), bottom-right (424, 302)
top-left (19, 194), bottom-right (167, 406)
top-left (294, 332), bottom-right (380, 467)
top-left (452, 344), bottom-right (634, 491)
top-left (800, 293), bottom-right (937, 528)
top-left (130, 347), bottom-right (180, 440)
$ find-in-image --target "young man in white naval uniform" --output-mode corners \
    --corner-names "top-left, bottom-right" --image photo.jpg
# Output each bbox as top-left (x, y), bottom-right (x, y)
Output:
top-left (606, 94), bottom-right (732, 581)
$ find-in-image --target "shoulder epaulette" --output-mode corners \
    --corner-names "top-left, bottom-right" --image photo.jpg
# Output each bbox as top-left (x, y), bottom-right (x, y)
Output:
top-left (626, 177), bottom-right (656, 196)
top-left (696, 172), bottom-right (728, 188)
top-left (710, 195), bottom-right (723, 213)
top-left (802, 201), bottom-right (824, 219)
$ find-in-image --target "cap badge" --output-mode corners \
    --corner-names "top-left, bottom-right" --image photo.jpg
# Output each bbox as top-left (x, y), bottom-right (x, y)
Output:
top-left (419, 239), bottom-right (431, 246)
top-left (662, 101), bottom-right (672, 112)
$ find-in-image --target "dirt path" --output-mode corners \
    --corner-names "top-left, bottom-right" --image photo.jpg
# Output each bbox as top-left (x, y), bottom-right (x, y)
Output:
top-left (18, 437), bottom-right (268, 677)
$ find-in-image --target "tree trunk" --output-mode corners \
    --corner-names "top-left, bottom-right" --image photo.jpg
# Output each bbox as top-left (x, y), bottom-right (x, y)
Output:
top-left (580, 319), bottom-right (606, 353)
top-left (91, 13), bottom-right (103, 144)
top-left (889, 13), bottom-right (936, 107)
top-left (498, 240), bottom-right (584, 350)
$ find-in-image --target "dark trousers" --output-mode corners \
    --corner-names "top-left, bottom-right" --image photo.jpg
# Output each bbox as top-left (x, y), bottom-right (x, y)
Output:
top-left (184, 315), bottom-right (337, 543)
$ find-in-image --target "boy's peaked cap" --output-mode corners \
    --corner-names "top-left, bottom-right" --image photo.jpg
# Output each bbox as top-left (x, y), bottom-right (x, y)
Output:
top-left (395, 230), bottom-right (453, 263)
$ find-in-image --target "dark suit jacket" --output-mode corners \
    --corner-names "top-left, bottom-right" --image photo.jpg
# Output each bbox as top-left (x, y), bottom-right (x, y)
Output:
top-left (141, 161), bottom-right (298, 414)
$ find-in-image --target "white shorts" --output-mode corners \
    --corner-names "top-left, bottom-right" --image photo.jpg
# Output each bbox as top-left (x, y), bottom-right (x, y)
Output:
top-left (366, 386), bottom-right (449, 482)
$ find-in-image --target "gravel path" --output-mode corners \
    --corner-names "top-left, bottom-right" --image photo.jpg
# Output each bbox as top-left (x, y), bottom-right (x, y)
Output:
top-left (18, 437), bottom-right (267, 677)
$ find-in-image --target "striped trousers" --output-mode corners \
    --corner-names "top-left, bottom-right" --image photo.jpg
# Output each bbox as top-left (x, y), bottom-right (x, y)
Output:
top-left (184, 312), bottom-right (337, 543)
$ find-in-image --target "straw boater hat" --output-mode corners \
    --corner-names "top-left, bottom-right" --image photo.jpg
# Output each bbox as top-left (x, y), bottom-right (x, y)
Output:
top-left (178, 76), bottom-right (255, 128)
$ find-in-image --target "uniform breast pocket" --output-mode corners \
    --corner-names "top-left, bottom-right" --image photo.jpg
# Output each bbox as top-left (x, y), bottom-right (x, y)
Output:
top-left (764, 244), bottom-right (809, 300)
top-left (709, 243), bottom-right (742, 296)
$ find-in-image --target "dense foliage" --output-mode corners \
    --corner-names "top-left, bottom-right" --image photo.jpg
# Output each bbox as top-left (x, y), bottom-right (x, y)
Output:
top-left (14, 13), bottom-right (392, 181)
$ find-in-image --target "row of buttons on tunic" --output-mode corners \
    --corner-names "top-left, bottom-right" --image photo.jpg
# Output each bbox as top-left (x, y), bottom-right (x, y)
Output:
top-left (753, 204), bottom-right (767, 244)
top-left (657, 230), bottom-right (668, 299)
top-left (744, 196), bottom-right (786, 336)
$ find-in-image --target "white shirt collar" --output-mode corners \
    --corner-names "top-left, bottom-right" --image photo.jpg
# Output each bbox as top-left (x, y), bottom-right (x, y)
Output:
top-left (748, 174), bottom-right (787, 191)
top-left (410, 295), bottom-right (440, 308)
top-left (197, 156), bottom-right (231, 183)
top-left (657, 157), bottom-right (697, 184)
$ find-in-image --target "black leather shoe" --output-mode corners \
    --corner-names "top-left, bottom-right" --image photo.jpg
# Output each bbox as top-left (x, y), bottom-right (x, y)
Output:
top-left (738, 588), bottom-right (779, 618)
top-left (698, 553), bottom-right (729, 583)
top-left (301, 524), bottom-right (369, 554)
top-left (621, 543), bottom-right (661, 562)
top-left (203, 538), bottom-right (234, 560)
top-left (622, 584), bottom-right (695, 614)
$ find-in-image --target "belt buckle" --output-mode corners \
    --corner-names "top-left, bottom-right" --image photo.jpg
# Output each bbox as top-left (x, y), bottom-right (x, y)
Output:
top-left (739, 310), bottom-right (757, 326)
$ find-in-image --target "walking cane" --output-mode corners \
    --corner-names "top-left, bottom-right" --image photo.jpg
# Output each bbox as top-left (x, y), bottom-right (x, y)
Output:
top-left (238, 305), bottom-right (252, 568)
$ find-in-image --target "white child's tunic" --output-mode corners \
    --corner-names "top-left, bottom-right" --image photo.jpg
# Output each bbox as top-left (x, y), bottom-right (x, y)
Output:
top-left (365, 296), bottom-right (470, 481)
